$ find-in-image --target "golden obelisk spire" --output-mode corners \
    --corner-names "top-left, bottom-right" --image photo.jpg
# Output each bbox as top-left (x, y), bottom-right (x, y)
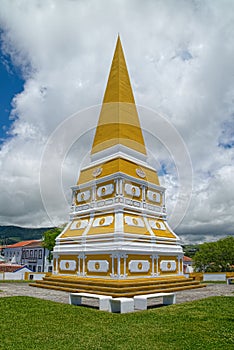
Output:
top-left (91, 36), bottom-right (146, 155)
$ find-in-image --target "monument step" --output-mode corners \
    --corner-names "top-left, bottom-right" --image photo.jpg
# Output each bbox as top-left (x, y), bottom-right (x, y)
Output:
top-left (43, 275), bottom-right (193, 287)
top-left (30, 282), bottom-right (205, 297)
top-left (32, 278), bottom-right (199, 294)
top-left (30, 275), bottom-right (205, 297)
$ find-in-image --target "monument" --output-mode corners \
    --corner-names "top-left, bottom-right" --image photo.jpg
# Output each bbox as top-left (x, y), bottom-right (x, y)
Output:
top-left (34, 37), bottom-right (202, 295)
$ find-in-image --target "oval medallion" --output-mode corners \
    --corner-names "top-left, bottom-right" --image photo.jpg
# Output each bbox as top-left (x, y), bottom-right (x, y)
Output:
top-left (92, 167), bottom-right (102, 177)
top-left (136, 168), bottom-right (146, 178)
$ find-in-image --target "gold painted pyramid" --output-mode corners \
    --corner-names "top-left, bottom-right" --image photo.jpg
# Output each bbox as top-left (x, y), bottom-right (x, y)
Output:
top-left (53, 37), bottom-right (184, 280)
top-left (91, 36), bottom-right (146, 156)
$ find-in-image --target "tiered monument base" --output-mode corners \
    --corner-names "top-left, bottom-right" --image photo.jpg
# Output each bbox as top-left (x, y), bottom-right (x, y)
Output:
top-left (31, 275), bottom-right (204, 297)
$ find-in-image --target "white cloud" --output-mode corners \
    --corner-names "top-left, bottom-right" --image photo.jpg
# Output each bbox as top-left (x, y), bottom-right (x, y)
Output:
top-left (0, 0), bottom-right (234, 243)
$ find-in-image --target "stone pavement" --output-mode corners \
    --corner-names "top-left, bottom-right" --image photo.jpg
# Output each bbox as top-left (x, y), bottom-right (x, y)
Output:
top-left (0, 283), bottom-right (233, 307)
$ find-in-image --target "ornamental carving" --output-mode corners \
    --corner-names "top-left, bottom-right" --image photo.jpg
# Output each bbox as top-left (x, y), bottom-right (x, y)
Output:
top-left (97, 183), bottom-right (114, 198)
top-left (92, 167), bottom-right (102, 177)
top-left (87, 260), bottom-right (109, 272)
top-left (129, 260), bottom-right (150, 273)
top-left (136, 168), bottom-right (146, 178)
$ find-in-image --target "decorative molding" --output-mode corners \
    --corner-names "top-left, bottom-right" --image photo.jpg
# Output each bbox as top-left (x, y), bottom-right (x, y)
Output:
top-left (97, 183), bottom-right (114, 197)
top-left (105, 199), bottom-right (113, 205)
top-left (77, 190), bottom-right (91, 203)
top-left (147, 190), bottom-right (161, 203)
top-left (129, 260), bottom-right (150, 273)
top-left (136, 168), bottom-right (146, 178)
top-left (124, 183), bottom-right (141, 197)
top-left (59, 260), bottom-right (77, 271)
top-left (93, 215), bottom-right (114, 227)
top-left (125, 199), bottom-right (132, 205)
top-left (124, 216), bottom-right (144, 227)
top-left (115, 212), bottom-right (124, 232)
top-left (75, 204), bottom-right (90, 211)
top-left (90, 144), bottom-right (147, 165)
top-left (160, 260), bottom-right (176, 272)
top-left (149, 220), bottom-right (166, 230)
top-left (87, 260), bottom-right (109, 272)
top-left (70, 219), bottom-right (88, 230)
top-left (92, 167), bottom-right (102, 177)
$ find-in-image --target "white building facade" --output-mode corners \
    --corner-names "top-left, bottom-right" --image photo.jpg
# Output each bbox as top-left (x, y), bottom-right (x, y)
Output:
top-left (3, 240), bottom-right (52, 273)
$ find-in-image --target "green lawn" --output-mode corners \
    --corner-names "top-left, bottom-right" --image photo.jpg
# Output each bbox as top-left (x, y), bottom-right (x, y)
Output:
top-left (0, 296), bottom-right (233, 350)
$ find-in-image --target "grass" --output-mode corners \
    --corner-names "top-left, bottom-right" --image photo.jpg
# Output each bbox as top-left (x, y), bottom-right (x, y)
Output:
top-left (0, 296), bottom-right (233, 350)
top-left (201, 280), bottom-right (227, 284)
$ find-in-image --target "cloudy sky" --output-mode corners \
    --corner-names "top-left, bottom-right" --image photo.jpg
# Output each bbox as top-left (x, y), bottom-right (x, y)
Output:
top-left (0, 0), bottom-right (233, 244)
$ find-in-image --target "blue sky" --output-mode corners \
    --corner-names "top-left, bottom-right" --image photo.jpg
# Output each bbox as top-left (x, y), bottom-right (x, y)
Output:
top-left (0, 0), bottom-right (233, 244)
top-left (0, 48), bottom-right (24, 143)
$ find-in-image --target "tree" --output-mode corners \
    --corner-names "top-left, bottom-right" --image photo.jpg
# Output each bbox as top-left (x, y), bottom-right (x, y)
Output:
top-left (194, 236), bottom-right (234, 272)
top-left (42, 227), bottom-right (63, 263)
top-left (183, 244), bottom-right (199, 258)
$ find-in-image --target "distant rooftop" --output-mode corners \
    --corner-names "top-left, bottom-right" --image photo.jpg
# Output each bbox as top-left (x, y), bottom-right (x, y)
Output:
top-left (22, 240), bottom-right (43, 248)
top-left (5, 240), bottom-right (41, 249)
top-left (0, 263), bottom-right (31, 272)
top-left (183, 256), bottom-right (193, 262)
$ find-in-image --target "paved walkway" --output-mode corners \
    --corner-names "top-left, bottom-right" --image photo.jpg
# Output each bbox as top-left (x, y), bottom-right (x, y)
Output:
top-left (0, 283), bottom-right (233, 306)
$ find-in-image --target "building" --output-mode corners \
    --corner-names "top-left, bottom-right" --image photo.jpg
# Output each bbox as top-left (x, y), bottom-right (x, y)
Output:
top-left (0, 264), bottom-right (32, 281)
top-left (3, 240), bottom-right (36, 265)
top-left (0, 247), bottom-right (5, 263)
top-left (0, 245), bottom-right (4, 256)
top-left (183, 256), bottom-right (194, 273)
top-left (3, 240), bottom-right (52, 273)
top-left (0, 263), bottom-right (31, 273)
top-left (21, 240), bottom-right (52, 273)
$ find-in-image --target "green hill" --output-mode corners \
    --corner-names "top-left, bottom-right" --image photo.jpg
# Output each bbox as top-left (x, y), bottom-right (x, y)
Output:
top-left (0, 225), bottom-right (53, 245)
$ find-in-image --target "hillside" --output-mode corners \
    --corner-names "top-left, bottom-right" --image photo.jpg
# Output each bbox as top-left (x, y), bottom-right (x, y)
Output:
top-left (0, 225), bottom-right (53, 245)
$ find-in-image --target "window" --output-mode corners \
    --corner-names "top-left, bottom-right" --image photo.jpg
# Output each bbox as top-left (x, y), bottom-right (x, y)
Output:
top-left (30, 250), bottom-right (33, 257)
top-left (33, 266), bottom-right (36, 272)
top-left (48, 266), bottom-right (53, 272)
top-left (34, 250), bottom-right (37, 258)
top-left (26, 250), bottom-right (29, 258)
top-left (39, 250), bottom-right (42, 259)
top-left (22, 251), bottom-right (25, 259)
top-left (38, 266), bottom-right (42, 272)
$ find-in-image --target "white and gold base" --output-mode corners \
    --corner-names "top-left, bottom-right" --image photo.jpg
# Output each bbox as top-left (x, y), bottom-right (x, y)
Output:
top-left (53, 251), bottom-right (183, 279)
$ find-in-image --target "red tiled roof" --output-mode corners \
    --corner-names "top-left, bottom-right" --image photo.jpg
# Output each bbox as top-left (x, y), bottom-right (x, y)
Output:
top-left (0, 264), bottom-right (29, 272)
top-left (6, 240), bottom-right (40, 248)
top-left (22, 240), bottom-right (42, 248)
top-left (183, 256), bottom-right (192, 262)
